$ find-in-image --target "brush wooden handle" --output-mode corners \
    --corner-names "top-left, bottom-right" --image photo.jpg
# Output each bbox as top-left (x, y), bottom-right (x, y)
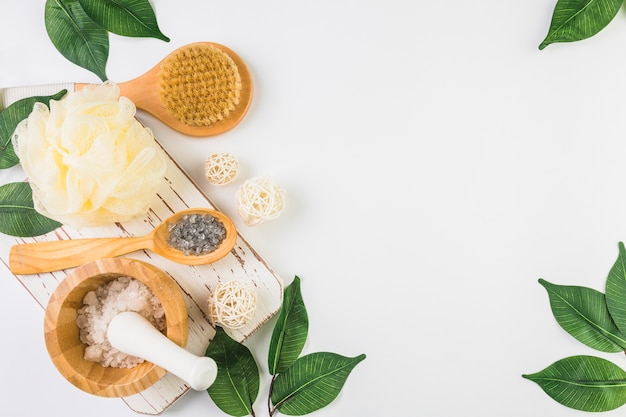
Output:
top-left (1, 42), bottom-right (253, 136)
top-left (9, 236), bottom-right (154, 274)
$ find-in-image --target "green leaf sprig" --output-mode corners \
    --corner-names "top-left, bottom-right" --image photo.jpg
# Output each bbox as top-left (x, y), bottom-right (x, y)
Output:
top-left (0, 91), bottom-right (67, 168)
top-left (523, 242), bottom-right (626, 412)
top-left (0, 182), bottom-right (62, 237)
top-left (205, 276), bottom-right (366, 417)
top-left (0, 91), bottom-right (68, 237)
top-left (539, 0), bottom-right (623, 49)
top-left (44, 0), bottom-right (169, 81)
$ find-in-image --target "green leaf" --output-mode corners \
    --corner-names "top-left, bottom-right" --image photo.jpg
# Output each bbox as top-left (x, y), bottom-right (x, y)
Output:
top-left (0, 182), bottom-right (62, 237)
top-left (523, 355), bottom-right (626, 412)
top-left (538, 278), bottom-right (626, 352)
top-left (271, 352), bottom-right (366, 416)
top-left (206, 327), bottom-right (260, 417)
top-left (605, 242), bottom-right (626, 335)
top-left (78, 0), bottom-right (169, 41)
top-left (538, 0), bottom-right (622, 50)
top-left (268, 276), bottom-right (309, 375)
top-left (0, 91), bottom-right (67, 169)
top-left (45, 0), bottom-right (109, 81)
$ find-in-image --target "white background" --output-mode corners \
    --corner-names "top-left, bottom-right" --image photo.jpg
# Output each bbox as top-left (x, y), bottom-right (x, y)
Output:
top-left (2, 0), bottom-right (626, 416)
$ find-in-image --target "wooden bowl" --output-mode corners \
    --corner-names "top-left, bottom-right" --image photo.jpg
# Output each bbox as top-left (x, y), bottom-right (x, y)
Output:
top-left (44, 258), bottom-right (188, 397)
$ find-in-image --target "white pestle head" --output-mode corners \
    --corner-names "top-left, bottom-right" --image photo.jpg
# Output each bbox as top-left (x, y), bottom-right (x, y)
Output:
top-left (107, 311), bottom-right (217, 391)
top-left (188, 356), bottom-right (218, 391)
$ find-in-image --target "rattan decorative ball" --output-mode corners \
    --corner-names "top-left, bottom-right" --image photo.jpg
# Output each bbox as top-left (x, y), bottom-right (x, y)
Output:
top-left (208, 280), bottom-right (257, 329)
top-left (235, 176), bottom-right (286, 226)
top-left (204, 152), bottom-right (240, 185)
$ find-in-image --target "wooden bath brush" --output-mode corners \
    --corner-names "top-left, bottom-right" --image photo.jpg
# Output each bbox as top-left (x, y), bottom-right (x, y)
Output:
top-left (0, 42), bottom-right (253, 137)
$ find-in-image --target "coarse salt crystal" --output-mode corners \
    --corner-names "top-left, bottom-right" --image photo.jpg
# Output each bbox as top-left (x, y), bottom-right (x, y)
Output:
top-left (76, 276), bottom-right (165, 368)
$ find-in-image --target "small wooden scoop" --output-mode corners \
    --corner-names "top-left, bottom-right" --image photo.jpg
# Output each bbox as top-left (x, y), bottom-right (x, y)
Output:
top-left (9, 208), bottom-right (237, 275)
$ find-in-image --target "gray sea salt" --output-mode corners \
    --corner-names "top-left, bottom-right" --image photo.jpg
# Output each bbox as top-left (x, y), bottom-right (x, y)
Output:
top-left (167, 213), bottom-right (227, 255)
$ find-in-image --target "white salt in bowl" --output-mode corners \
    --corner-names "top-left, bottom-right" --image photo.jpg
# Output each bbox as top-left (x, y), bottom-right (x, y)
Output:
top-left (43, 257), bottom-right (188, 397)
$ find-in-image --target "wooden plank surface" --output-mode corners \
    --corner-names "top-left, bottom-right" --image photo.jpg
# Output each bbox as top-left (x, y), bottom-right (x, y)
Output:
top-left (0, 140), bottom-right (283, 414)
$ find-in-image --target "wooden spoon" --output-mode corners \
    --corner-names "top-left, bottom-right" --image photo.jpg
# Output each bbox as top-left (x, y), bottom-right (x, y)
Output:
top-left (9, 208), bottom-right (237, 275)
top-left (0, 42), bottom-right (253, 137)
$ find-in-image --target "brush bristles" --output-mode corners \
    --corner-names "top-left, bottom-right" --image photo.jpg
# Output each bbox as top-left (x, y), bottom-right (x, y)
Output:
top-left (159, 44), bottom-right (242, 127)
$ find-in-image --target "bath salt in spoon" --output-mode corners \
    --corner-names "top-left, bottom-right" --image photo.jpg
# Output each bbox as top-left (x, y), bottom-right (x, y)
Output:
top-left (9, 208), bottom-right (237, 275)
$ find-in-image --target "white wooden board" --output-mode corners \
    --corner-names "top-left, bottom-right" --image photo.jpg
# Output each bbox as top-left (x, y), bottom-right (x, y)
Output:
top-left (0, 140), bottom-right (283, 414)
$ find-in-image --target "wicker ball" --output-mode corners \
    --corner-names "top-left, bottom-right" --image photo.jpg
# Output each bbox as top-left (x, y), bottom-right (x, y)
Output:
top-left (204, 152), bottom-right (239, 185)
top-left (208, 280), bottom-right (257, 329)
top-left (235, 177), bottom-right (286, 226)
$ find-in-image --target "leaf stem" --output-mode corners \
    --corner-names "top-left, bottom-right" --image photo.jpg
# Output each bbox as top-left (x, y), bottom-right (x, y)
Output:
top-left (268, 375), bottom-right (278, 416)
